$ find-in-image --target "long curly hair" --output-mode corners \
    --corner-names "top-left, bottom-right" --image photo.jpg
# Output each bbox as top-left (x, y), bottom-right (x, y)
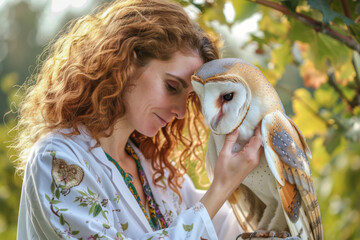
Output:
top-left (13, 0), bottom-right (219, 198)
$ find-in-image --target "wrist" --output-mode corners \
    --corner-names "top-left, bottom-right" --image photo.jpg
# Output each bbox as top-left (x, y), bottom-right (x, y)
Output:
top-left (200, 178), bottom-right (235, 219)
top-left (211, 177), bottom-right (233, 199)
top-left (212, 171), bottom-right (245, 198)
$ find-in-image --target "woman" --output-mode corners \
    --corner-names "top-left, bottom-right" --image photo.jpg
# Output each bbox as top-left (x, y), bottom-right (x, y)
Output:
top-left (14, 0), bottom-right (263, 239)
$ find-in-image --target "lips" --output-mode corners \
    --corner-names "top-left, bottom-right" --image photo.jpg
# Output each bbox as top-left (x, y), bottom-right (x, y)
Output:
top-left (154, 113), bottom-right (168, 126)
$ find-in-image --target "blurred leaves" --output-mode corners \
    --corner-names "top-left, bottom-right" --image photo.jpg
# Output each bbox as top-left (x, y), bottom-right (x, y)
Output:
top-left (308, 0), bottom-right (354, 25)
top-left (231, 0), bottom-right (257, 22)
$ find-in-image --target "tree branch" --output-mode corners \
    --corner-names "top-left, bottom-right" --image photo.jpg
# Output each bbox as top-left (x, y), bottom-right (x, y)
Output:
top-left (250, 0), bottom-right (360, 54)
top-left (340, 0), bottom-right (352, 20)
top-left (326, 62), bottom-right (360, 110)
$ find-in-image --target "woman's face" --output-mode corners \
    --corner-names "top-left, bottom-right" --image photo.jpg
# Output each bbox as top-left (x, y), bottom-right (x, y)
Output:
top-left (123, 51), bottom-right (203, 137)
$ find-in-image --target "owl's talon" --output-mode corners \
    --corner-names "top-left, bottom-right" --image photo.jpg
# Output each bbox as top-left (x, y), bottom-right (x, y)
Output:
top-left (236, 233), bottom-right (243, 240)
top-left (249, 231), bottom-right (258, 240)
top-left (237, 230), bottom-right (293, 239)
top-left (281, 231), bottom-right (291, 237)
top-left (270, 231), bottom-right (275, 240)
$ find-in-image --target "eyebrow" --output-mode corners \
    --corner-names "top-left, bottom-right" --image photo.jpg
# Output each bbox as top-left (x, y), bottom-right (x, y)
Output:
top-left (166, 73), bottom-right (189, 88)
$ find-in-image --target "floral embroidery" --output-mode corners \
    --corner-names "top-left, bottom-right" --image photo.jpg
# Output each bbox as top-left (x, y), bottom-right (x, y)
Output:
top-left (53, 227), bottom-right (79, 239)
top-left (157, 229), bottom-right (169, 239)
top-left (74, 187), bottom-right (109, 220)
top-left (161, 200), bottom-right (175, 224)
top-left (169, 191), bottom-right (181, 215)
top-left (87, 233), bottom-right (107, 239)
top-left (46, 151), bottom-right (82, 237)
top-left (183, 223), bottom-right (194, 238)
top-left (114, 193), bottom-right (121, 203)
top-left (120, 222), bottom-right (128, 231)
top-left (193, 202), bottom-right (205, 213)
top-left (105, 142), bottom-right (168, 231)
top-left (116, 232), bottom-right (126, 240)
top-left (46, 151), bottom-right (125, 239)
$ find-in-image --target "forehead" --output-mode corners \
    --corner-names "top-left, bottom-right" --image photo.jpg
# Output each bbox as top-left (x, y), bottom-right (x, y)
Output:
top-left (155, 51), bottom-right (203, 82)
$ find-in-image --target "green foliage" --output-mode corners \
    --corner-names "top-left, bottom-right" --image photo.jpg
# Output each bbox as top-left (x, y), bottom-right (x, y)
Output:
top-left (0, 93), bottom-right (22, 239)
top-left (308, 0), bottom-right (353, 25)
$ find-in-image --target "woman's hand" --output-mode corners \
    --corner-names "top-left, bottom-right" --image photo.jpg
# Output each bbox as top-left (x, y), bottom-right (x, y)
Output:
top-left (214, 125), bottom-right (263, 194)
top-left (200, 125), bottom-right (263, 219)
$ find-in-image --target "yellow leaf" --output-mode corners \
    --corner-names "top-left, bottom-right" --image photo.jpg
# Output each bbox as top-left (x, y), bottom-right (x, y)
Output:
top-left (292, 88), bottom-right (327, 138)
top-left (334, 59), bottom-right (356, 85)
top-left (310, 137), bottom-right (330, 171)
top-left (258, 14), bottom-right (288, 38)
top-left (353, 106), bottom-right (360, 115)
top-left (314, 86), bottom-right (338, 108)
top-left (272, 42), bottom-right (292, 77)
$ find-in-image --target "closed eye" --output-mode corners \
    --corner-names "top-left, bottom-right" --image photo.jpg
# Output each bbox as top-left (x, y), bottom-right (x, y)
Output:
top-left (166, 80), bottom-right (179, 93)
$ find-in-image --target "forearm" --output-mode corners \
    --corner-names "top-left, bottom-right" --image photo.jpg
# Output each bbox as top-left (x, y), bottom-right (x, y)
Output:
top-left (200, 177), bottom-right (241, 219)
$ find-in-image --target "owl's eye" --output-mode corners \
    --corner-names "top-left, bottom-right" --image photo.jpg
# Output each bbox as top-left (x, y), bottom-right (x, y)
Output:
top-left (223, 93), bottom-right (233, 101)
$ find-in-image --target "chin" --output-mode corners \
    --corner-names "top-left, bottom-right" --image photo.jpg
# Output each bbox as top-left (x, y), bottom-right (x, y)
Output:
top-left (138, 126), bottom-right (161, 138)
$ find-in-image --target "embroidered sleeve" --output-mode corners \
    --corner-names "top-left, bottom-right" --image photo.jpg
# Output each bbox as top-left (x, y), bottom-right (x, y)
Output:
top-left (24, 147), bottom-right (125, 239)
top-left (140, 202), bottom-right (217, 240)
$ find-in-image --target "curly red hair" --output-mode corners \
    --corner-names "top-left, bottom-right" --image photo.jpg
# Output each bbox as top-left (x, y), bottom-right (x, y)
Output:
top-left (14, 0), bottom-right (219, 198)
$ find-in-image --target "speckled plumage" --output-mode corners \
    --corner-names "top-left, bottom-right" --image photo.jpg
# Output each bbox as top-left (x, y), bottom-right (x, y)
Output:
top-left (191, 59), bottom-right (323, 240)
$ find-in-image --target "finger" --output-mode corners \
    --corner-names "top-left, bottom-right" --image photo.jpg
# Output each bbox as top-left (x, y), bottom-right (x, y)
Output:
top-left (243, 128), bottom-right (263, 153)
top-left (254, 123), bottom-right (261, 137)
top-left (222, 129), bottom-right (239, 153)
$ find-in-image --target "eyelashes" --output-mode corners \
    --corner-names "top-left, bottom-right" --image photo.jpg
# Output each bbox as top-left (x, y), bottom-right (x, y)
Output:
top-left (166, 80), bottom-right (180, 93)
top-left (166, 83), bottom-right (177, 92)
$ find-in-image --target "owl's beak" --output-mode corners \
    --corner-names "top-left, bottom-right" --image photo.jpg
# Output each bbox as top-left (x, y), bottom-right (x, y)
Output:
top-left (210, 112), bottom-right (223, 130)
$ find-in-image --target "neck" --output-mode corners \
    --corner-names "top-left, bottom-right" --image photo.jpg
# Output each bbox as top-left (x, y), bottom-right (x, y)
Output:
top-left (99, 118), bottom-right (134, 163)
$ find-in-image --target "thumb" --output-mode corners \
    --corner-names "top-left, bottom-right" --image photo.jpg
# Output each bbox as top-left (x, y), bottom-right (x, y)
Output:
top-left (222, 129), bottom-right (239, 153)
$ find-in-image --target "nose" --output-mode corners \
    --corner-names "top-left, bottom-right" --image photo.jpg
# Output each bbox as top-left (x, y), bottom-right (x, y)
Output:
top-left (172, 97), bottom-right (187, 119)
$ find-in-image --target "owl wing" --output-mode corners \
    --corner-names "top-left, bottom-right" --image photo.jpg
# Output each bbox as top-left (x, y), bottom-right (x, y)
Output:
top-left (206, 133), bottom-right (266, 233)
top-left (261, 110), bottom-right (323, 240)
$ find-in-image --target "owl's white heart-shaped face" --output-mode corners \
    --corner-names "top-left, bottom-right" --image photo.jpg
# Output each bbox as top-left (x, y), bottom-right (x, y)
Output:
top-left (192, 79), bottom-right (250, 135)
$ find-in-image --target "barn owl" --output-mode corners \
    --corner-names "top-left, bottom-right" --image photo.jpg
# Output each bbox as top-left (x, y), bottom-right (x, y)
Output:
top-left (191, 58), bottom-right (323, 240)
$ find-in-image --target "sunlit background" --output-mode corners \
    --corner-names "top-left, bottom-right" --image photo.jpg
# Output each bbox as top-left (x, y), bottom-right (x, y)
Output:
top-left (0, 0), bottom-right (359, 239)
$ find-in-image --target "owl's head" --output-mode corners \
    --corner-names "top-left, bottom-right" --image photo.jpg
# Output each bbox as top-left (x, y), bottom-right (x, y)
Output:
top-left (191, 58), bottom-right (252, 135)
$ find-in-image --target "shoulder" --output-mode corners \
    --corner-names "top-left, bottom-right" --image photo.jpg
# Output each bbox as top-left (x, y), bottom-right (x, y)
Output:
top-left (23, 127), bottom-right (112, 199)
top-left (29, 127), bottom-right (95, 163)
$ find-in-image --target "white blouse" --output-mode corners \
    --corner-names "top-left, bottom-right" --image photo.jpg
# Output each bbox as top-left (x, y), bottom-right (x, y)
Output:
top-left (17, 128), bottom-right (242, 239)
